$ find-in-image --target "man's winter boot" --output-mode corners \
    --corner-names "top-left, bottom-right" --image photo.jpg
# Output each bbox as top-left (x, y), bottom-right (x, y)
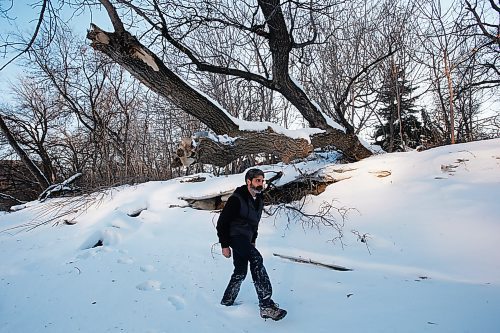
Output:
top-left (259, 302), bottom-right (287, 321)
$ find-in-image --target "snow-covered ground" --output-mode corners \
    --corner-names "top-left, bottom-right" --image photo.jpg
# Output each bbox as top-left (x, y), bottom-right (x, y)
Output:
top-left (1, 139), bottom-right (499, 333)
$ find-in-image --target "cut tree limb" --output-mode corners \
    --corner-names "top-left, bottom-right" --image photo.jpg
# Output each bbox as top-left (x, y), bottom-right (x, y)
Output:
top-left (173, 127), bottom-right (314, 167)
top-left (273, 253), bottom-right (353, 271)
top-left (173, 126), bottom-right (373, 167)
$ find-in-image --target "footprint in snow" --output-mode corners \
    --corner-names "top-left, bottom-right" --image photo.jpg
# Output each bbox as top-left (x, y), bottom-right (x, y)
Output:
top-left (117, 257), bottom-right (134, 264)
top-left (140, 265), bottom-right (157, 273)
top-left (136, 280), bottom-right (162, 291)
top-left (168, 295), bottom-right (185, 310)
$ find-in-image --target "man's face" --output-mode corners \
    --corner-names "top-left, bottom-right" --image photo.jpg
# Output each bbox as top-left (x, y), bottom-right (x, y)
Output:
top-left (247, 176), bottom-right (265, 193)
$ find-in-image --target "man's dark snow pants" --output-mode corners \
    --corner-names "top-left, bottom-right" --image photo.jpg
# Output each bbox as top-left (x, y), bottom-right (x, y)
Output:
top-left (222, 235), bottom-right (273, 307)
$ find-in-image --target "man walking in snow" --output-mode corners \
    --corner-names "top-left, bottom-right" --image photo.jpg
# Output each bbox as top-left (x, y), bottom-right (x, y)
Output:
top-left (216, 168), bottom-right (287, 321)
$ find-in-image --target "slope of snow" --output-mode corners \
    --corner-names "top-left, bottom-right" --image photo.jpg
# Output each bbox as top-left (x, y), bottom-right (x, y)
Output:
top-left (1, 139), bottom-right (499, 333)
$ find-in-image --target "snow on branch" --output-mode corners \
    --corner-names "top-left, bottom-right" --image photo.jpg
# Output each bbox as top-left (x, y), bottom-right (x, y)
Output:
top-left (38, 173), bottom-right (83, 202)
top-left (0, 193), bottom-right (27, 205)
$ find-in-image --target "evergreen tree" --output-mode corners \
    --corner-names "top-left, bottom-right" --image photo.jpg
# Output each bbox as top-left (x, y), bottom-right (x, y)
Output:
top-left (373, 65), bottom-right (425, 152)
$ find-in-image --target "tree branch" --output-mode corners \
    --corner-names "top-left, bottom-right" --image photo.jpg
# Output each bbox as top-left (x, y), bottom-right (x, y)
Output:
top-left (334, 46), bottom-right (399, 132)
top-left (489, 0), bottom-right (500, 12)
top-left (87, 23), bottom-right (239, 135)
top-left (115, 0), bottom-right (274, 88)
top-left (465, 0), bottom-right (500, 46)
top-left (291, 5), bottom-right (319, 49)
top-left (273, 253), bottom-right (352, 271)
top-left (0, 0), bottom-right (47, 71)
top-left (99, 0), bottom-right (125, 34)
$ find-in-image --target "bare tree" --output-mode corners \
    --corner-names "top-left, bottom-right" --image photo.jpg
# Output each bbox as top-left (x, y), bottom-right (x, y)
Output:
top-left (16, 26), bottom-right (211, 188)
top-left (373, 0), bottom-right (426, 151)
top-left (416, 0), bottom-right (499, 145)
top-left (0, 111), bottom-right (50, 190)
top-left (302, 0), bottom-right (398, 135)
top-left (0, 0), bottom-right (56, 71)
top-left (2, 79), bottom-right (59, 183)
top-left (417, 0), bottom-right (461, 144)
top-left (457, 0), bottom-right (500, 92)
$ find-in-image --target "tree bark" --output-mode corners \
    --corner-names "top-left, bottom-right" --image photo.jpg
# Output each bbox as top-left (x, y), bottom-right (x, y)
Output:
top-left (173, 128), bottom-right (313, 167)
top-left (257, 0), bottom-right (330, 129)
top-left (443, 49), bottom-right (456, 144)
top-left (310, 131), bottom-right (372, 161)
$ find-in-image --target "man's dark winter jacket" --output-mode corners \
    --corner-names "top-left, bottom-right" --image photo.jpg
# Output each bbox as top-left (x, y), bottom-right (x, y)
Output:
top-left (216, 185), bottom-right (264, 248)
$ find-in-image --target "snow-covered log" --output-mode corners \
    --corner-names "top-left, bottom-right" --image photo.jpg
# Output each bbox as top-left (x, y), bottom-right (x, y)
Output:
top-left (174, 126), bottom-right (373, 167)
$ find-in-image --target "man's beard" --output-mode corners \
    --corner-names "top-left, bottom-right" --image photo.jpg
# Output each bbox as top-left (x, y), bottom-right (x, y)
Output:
top-left (251, 185), bottom-right (264, 193)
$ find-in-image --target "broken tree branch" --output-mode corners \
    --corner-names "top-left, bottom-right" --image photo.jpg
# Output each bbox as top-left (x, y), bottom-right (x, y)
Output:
top-left (273, 253), bottom-right (353, 271)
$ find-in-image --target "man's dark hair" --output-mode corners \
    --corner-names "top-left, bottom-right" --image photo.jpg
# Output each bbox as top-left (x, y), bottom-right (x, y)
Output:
top-left (245, 168), bottom-right (264, 181)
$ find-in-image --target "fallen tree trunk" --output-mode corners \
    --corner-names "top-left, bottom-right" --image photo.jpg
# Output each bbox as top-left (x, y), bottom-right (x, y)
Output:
top-left (310, 131), bottom-right (372, 161)
top-left (173, 128), bottom-right (314, 167)
top-left (173, 127), bottom-right (372, 167)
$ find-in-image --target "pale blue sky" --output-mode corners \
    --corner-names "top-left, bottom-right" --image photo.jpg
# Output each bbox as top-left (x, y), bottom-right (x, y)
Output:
top-left (0, 1), bottom-right (110, 101)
